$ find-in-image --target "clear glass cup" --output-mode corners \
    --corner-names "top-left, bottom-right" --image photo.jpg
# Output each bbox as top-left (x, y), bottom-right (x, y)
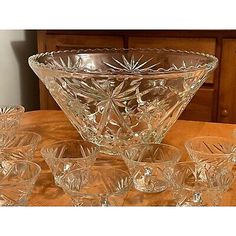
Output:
top-left (122, 143), bottom-right (182, 193)
top-left (29, 49), bottom-right (217, 154)
top-left (185, 136), bottom-right (236, 170)
top-left (0, 159), bottom-right (41, 206)
top-left (60, 165), bottom-right (132, 206)
top-left (0, 131), bottom-right (41, 160)
top-left (41, 140), bottom-right (98, 187)
top-left (170, 161), bottom-right (234, 206)
top-left (0, 105), bottom-right (25, 139)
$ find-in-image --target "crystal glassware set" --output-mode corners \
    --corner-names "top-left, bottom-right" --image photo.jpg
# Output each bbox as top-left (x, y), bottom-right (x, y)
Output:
top-left (3, 48), bottom-right (236, 206)
top-left (171, 137), bottom-right (236, 206)
top-left (39, 134), bottom-right (236, 206)
top-left (40, 139), bottom-right (133, 206)
top-left (27, 48), bottom-right (236, 206)
top-left (0, 105), bottom-right (41, 206)
top-left (122, 137), bottom-right (236, 206)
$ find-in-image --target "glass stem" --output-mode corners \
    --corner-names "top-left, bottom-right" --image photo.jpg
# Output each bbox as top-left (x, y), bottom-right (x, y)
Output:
top-left (101, 195), bottom-right (110, 207)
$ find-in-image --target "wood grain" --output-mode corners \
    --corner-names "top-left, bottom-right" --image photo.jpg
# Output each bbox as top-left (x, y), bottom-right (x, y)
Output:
top-left (20, 110), bottom-right (236, 206)
top-left (180, 88), bottom-right (214, 121)
top-left (46, 34), bottom-right (124, 51)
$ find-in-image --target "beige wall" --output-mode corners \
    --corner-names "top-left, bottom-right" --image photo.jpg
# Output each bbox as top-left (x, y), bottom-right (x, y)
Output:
top-left (0, 30), bottom-right (39, 111)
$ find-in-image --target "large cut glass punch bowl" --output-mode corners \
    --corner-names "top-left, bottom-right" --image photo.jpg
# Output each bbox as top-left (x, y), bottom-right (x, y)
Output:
top-left (28, 48), bottom-right (218, 152)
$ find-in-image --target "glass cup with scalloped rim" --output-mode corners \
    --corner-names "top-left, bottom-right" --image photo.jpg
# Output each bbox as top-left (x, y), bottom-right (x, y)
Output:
top-left (0, 158), bottom-right (41, 206)
top-left (122, 143), bottom-right (182, 193)
top-left (0, 105), bottom-right (25, 140)
top-left (0, 131), bottom-right (41, 160)
top-left (185, 136), bottom-right (236, 172)
top-left (170, 161), bottom-right (234, 206)
top-left (41, 140), bottom-right (98, 187)
top-left (60, 165), bottom-right (132, 206)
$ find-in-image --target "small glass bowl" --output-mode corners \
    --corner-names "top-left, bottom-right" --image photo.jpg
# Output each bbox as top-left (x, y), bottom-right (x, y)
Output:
top-left (0, 105), bottom-right (25, 138)
top-left (122, 143), bottom-right (182, 193)
top-left (60, 165), bottom-right (132, 206)
top-left (0, 159), bottom-right (41, 206)
top-left (185, 136), bottom-right (236, 170)
top-left (41, 140), bottom-right (98, 187)
top-left (0, 131), bottom-right (41, 160)
top-left (170, 161), bottom-right (234, 206)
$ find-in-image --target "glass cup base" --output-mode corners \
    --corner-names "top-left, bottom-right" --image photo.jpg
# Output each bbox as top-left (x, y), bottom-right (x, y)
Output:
top-left (133, 178), bottom-right (168, 193)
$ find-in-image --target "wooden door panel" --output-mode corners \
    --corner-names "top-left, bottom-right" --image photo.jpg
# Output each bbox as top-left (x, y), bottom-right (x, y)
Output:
top-left (218, 39), bottom-right (236, 123)
top-left (46, 35), bottom-right (124, 51)
top-left (180, 88), bottom-right (214, 121)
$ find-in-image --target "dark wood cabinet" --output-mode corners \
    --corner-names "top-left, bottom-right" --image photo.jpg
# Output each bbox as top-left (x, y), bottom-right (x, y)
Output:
top-left (218, 39), bottom-right (236, 123)
top-left (37, 30), bottom-right (236, 123)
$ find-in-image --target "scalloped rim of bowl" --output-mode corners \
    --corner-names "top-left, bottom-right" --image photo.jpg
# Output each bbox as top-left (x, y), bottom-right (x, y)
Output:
top-left (0, 105), bottom-right (25, 117)
top-left (28, 48), bottom-right (218, 76)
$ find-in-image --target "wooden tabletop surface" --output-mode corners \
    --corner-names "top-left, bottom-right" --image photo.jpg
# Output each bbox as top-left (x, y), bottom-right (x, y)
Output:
top-left (20, 110), bottom-right (236, 206)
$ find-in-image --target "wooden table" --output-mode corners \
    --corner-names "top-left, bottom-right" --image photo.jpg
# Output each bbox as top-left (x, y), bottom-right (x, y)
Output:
top-left (21, 110), bottom-right (236, 206)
